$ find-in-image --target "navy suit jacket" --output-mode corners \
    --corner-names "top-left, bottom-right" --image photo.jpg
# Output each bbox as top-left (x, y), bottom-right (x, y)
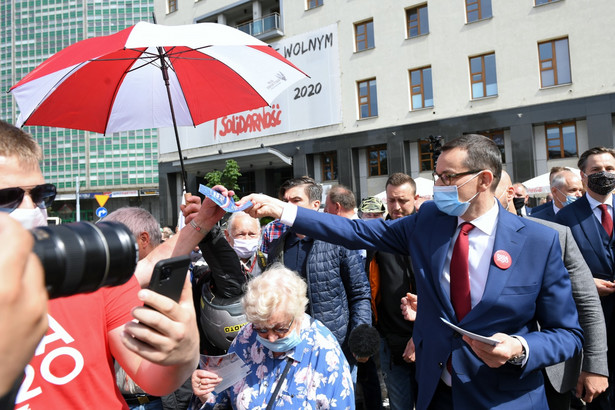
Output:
top-left (292, 201), bottom-right (583, 410)
top-left (555, 194), bottom-right (615, 353)
top-left (531, 204), bottom-right (556, 223)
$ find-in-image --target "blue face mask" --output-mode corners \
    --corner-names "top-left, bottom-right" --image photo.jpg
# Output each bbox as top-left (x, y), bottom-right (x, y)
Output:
top-left (556, 189), bottom-right (578, 207)
top-left (257, 329), bottom-right (302, 353)
top-left (433, 172), bottom-right (481, 217)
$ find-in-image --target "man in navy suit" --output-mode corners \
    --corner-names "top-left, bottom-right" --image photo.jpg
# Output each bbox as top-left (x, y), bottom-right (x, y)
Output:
top-left (533, 169), bottom-right (583, 223)
top-left (556, 147), bottom-right (615, 409)
top-left (239, 134), bottom-right (583, 410)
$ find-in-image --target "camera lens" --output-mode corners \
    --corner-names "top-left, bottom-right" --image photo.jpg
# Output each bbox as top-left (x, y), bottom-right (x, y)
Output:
top-left (31, 221), bottom-right (139, 299)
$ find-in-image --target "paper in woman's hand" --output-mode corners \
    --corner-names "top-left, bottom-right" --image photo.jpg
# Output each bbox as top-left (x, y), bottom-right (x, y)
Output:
top-left (199, 185), bottom-right (253, 212)
top-left (199, 352), bottom-right (251, 393)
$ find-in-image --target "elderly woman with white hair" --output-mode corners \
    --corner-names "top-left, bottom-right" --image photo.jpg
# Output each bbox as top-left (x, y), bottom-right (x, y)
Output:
top-left (191, 263), bottom-right (355, 409)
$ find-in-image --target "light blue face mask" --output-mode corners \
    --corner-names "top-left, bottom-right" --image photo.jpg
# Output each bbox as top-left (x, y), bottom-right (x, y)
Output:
top-left (433, 172), bottom-right (482, 217)
top-left (257, 329), bottom-right (302, 353)
top-left (556, 189), bottom-right (578, 207)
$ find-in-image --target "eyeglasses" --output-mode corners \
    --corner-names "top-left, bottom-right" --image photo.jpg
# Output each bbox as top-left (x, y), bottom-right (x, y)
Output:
top-left (0, 184), bottom-right (57, 212)
top-left (432, 169), bottom-right (483, 186)
top-left (253, 318), bottom-right (294, 337)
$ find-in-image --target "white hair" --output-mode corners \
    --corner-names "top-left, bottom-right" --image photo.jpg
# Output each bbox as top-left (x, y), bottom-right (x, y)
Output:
top-left (242, 263), bottom-right (308, 323)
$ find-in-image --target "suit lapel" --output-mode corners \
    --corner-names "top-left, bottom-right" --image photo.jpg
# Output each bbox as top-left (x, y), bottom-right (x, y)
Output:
top-left (577, 195), bottom-right (611, 261)
top-left (430, 212), bottom-right (458, 320)
top-left (463, 210), bottom-right (526, 323)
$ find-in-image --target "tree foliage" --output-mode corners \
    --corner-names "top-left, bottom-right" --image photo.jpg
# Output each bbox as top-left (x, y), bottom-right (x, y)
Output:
top-left (204, 159), bottom-right (241, 198)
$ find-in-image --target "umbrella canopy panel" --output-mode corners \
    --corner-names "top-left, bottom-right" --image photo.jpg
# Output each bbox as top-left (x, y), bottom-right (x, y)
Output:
top-left (10, 22), bottom-right (307, 134)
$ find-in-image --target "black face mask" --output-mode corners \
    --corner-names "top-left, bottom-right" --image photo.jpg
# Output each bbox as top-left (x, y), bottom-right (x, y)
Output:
top-left (587, 171), bottom-right (615, 196)
top-left (512, 197), bottom-right (526, 211)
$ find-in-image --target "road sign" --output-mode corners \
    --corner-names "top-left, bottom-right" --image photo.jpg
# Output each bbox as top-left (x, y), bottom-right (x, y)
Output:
top-left (95, 194), bottom-right (109, 207)
top-left (96, 207), bottom-right (108, 218)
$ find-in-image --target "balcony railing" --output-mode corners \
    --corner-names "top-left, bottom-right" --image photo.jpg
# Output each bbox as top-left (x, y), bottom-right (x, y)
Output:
top-left (236, 13), bottom-right (282, 39)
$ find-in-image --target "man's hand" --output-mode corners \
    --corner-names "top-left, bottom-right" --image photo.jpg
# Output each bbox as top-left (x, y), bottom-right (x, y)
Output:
top-left (181, 186), bottom-right (231, 229)
top-left (0, 214), bottom-right (48, 395)
top-left (236, 194), bottom-right (286, 220)
top-left (192, 369), bottom-right (222, 403)
top-left (576, 371), bottom-right (609, 403)
top-left (400, 292), bottom-right (418, 322)
top-left (462, 333), bottom-right (524, 368)
top-left (593, 278), bottom-right (615, 297)
top-left (122, 274), bottom-right (199, 367)
top-left (402, 338), bottom-right (415, 363)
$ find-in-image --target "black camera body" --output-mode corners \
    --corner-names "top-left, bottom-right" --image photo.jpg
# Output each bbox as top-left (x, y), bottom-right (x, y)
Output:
top-left (31, 221), bottom-right (139, 299)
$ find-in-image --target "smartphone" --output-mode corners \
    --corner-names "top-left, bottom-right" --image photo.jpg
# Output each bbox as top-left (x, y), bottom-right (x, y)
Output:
top-left (147, 255), bottom-right (191, 303)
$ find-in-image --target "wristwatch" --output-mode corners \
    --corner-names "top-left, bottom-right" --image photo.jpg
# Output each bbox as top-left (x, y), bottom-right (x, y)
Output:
top-left (507, 337), bottom-right (527, 365)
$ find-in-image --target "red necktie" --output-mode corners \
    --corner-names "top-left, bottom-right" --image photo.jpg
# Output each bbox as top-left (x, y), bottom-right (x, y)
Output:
top-left (599, 204), bottom-right (613, 237)
top-left (450, 222), bottom-right (475, 321)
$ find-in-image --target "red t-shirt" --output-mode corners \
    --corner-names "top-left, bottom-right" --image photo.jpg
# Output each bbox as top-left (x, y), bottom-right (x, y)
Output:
top-left (15, 276), bottom-right (140, 410)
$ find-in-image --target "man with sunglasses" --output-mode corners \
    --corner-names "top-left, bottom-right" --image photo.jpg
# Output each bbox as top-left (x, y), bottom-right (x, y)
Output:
top-left (0, 120), bottom-right (228, 409)
top-left (239, 134), bottom-right (583, 410)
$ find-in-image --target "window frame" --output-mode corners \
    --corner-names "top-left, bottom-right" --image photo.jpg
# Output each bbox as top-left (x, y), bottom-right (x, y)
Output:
top-left (409, 66), bottom-right (434, 110)
top-left (545, 121), bottom-right (578, 160)
top-left (321, 151), bottom-right (338, 181)
top-left (469, 52), bottom-right (498, 99)
top-left (538, 37), bottom-right (571, 88)
top-left (354, 19), bottom-right (375, 52)
top-left (418, 139), bottom-right (435, 171)
top-left (357, 78), bottom-right (378, 119)
top-left (535, 0), bottom-right (561, 5)
top-left (307, 0), bottom-right (323, 10)
top-left (367, 145), bottom-right (388, 177)
top-left (466, 0), bottom-right (492, 23)
top-left (406, 4), bottom-right (429, 38)
top-left (167, 0), bottom-right (177, 14)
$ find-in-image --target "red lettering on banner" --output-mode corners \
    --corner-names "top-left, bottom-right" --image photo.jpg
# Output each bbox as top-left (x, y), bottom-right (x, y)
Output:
top-left (214, 105), bottom-right (283, 139)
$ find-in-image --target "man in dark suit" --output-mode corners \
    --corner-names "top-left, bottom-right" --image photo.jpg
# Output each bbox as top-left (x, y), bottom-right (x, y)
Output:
top-left (497, 170), bottom-right (608, 408)
top-left (556, 146), bottom-right (615, 409)
top-left (513, 182), bottom-right (532, 216)
top-left (533, 169), bottom-right (583, 223)
top-left (240, 134), bottom-right (583, 410)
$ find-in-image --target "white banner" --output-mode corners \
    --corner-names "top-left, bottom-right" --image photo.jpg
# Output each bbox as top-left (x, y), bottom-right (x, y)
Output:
top-left (160, 24), bottom-right (341, 153)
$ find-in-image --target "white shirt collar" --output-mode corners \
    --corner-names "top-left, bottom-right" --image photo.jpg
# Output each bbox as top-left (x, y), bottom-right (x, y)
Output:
top-left (586, 192), bottom-right (613, 209)
top-left (457, 198), bottom-right (499, 236)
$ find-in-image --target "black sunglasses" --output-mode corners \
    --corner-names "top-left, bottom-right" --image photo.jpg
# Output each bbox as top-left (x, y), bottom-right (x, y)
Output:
top-left (0, 184), bottom-right (57, 212)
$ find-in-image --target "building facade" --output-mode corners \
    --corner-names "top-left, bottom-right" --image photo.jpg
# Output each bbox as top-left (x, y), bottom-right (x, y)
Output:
top-left (156, 0), bottom-right (615, 225)
top-left (1, 0), bottom-right (160, 222)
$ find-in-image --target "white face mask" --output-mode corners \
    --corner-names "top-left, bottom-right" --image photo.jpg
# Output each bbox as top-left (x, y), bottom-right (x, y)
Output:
top-left (232, 238), bottom-right (259, 259)
top-left (10, 207), bottom-right (48, 229)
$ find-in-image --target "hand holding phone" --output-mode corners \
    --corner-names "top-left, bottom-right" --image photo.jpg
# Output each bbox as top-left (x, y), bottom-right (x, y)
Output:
top-left (147, 255), bottom-right (191, 304)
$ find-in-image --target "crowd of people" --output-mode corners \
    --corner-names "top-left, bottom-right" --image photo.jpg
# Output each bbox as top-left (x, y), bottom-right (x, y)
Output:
top-left (3, 120), bottom-right (615, 410)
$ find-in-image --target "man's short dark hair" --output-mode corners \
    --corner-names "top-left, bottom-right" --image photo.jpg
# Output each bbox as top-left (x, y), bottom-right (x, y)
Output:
top-left (577, 147), bottom-right (615, 173)
top-left (440, 134), bottom-right (502, 191)
top-left (278, 176), bottom-right (322, 203)
top-left (327, 185), bottom-right (356, 211)
top-left (385, 173), bottom-right (416, 195)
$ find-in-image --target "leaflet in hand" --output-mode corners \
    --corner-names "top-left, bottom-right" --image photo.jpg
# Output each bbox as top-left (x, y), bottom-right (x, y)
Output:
top-left (440, 317), bottom-right (501, 346)
top-left (199, 185), bottom-right (252, 212)
top-left (199, 352), bottom-right (251, 393)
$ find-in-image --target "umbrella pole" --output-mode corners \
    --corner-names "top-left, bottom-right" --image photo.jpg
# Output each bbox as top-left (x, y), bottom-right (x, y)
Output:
top-left (157, 47), bottom-right (188, 194)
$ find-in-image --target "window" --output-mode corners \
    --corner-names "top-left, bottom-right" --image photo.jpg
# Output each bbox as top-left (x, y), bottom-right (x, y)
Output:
top-left (406, 5), bottom-right (429, 38)
top-left (368, 145), bottom-right (388, 176)
top-left (483, 130), bottom-right (506, 163)
top-left (307, 0), bottom-right (323, 9)
top-left (538, 38), bottom-right (571, 87)
top-left (410, 67), bottom-right (433, 110)
top-left (418, 139), bottom-right (435, 171)
top-left (355, 19), bottom-right (375, 52)
top-left (466, 0), bottom-right (492, 23)
top-left (321, 152), bottom-right (338, 181)
top-left (167, 0), bottom-right (177, 13)
top-left (470, 53), bottom-right (498, 98)
top-left (546, 122), bottom-right (577, 159)
top-left (358, 78), bottom-right (378, 118)
top-left (535, 0), bottom-right (560, 5)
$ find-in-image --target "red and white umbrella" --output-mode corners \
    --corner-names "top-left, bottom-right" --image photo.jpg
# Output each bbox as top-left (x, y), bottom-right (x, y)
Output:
top-left (10, 21), bottom-right (308, 189)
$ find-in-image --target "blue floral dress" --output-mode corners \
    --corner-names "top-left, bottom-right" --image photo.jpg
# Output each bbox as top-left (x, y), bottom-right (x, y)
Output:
top-left (198, 313), bottom-right (355, 409)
